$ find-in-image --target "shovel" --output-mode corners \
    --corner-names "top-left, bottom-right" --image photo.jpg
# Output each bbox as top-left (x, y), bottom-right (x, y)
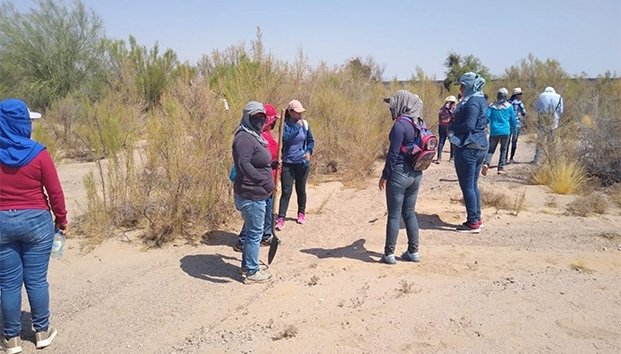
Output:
top-left (268, 108), bottom-right (286, 264)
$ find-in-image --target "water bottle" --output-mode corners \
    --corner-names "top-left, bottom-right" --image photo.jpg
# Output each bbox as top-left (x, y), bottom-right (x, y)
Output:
top-left (51, 229), bottom-right (65, 259)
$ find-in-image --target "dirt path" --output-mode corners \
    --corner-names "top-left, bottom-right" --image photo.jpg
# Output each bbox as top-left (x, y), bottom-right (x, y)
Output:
top-left (5, 139), bottom-right (621, 354)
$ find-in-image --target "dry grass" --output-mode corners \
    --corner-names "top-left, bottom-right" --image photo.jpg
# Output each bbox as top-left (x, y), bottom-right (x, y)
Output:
top-left (570, 259), bottom-right (593, 273)
top-left (531, 159), bottom-right (587, 194)
top-left (272, 325), bottom-right (298, 341)
top-left (566, 192), bottom-right (610, 216)
top-left (480, 188), bottom-right (514, 210)
top-left (512, 189), bottom-right (527, 216)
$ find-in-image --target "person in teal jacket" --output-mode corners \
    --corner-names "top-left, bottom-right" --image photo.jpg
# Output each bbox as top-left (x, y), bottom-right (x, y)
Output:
top-left (482, 88), bottom-right (516, 175)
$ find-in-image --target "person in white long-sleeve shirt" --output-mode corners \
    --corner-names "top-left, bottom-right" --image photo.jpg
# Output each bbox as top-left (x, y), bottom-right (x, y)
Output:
top-left (533, 86), bottom-right (563, 163)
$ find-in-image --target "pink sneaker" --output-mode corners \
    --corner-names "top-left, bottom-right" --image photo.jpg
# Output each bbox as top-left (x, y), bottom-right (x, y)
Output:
top-left (297, 212), bottom-right (306, 224)
top-left (275, 217), bottom-right (285, 231)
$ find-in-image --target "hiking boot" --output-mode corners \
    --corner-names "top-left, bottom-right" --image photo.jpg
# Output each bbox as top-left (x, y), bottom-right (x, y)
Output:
top-left (244, 270), bottom-right (272, 284)
top-left (2, 336), bottom-right (22, 354)
top-left (481, 164), bottom-right (489, 176)
top-left (275, 217), bottom-right (285, 231)
top-left (233, 240), bottom-right (243, 252)
top-left (297, 212), bottom-right (306, 224)
top-left (401, 251), bottom-right (421, 262)
top-left (261, 235), bottom-right (273, 246)
top-left (35, 326), bottom-right (57, 349)
top-left (380, 254), bottom-right (396, 265)
top-left (456, 222), bottom-right (481, 234)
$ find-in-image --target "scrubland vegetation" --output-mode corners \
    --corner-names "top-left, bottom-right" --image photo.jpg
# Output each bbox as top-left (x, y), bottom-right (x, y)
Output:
top-left (1, 0), bottom-right (618, 245)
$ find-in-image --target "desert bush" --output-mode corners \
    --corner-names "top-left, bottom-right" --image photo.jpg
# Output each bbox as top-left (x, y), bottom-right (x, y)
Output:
top-left (0, 0), bottom-right (106, 109)
top-left (566, 192), bottom-right (609, 216)
top-left (480, 188), bottom-right (514, 210)
top-left (531, 158), bottom-right (587, 194)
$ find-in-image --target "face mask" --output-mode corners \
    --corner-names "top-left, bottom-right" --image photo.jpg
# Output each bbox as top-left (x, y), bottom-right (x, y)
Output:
top-left (249, 114), bottom-right (266, 132)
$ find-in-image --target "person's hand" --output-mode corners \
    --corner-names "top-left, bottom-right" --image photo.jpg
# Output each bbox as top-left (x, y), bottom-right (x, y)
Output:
top-left (378, 178), bottom-right (387, 191)
top-left (296, 119), bottom-right (304, 126)
top-left (304, 152), bottom-right (311, 161)
top-left (270, 160), bottom-right (280, 169)
top-left (57, 223), bottom-right (68, 235)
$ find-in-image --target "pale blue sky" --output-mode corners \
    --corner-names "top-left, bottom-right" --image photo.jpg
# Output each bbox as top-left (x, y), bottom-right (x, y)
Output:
top-left (14, 0), bottom-right (621, 79)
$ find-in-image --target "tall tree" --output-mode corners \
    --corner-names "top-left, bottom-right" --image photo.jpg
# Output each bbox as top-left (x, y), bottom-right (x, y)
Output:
top-left (0, 0), bottom-right (105, 109)
top-left (442, 52), bottom-right (491, 91)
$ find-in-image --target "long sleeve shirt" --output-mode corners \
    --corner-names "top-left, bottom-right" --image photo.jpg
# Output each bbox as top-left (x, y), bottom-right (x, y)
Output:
top-left (0, 149), bottom-right (67, 226)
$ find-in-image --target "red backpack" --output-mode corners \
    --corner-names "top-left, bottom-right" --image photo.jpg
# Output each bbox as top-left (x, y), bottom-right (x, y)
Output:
top-left (398, 116), bottom-right (438, 171)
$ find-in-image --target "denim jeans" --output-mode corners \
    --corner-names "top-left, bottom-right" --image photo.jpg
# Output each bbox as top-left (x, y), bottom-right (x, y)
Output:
top-left (384, 163), bottom-right (422, 256)
top-left (484, 135), bottom-right (509, 169)
top-left (436, 125), bottom-right (454, 160)
top-left (0, 209), bottom-right (54, 338)
top-left (454, 147), bottom-right (486, 225)
top-left (278, 162), bottom-right (310, 217)
top-left (238, 195), bottom-right (273, 244)
top-left (234, 195), bottom-right (267, 275)
top-left (505, 126), bottom-right (521, 161)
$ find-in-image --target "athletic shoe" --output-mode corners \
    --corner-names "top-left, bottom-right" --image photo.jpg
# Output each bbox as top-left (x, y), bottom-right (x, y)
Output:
top-left (478, 219), bottom-right (484, 228)
top-left (448, 158), bottom-right (453, 163)
top-left (297, 212), bottom-right (306, 224)
top-left (509, 159), bottom-right (516, 164)
top-left (275, 217), bottom-right (285, 230)
top-left (380, 254), bottom-right (397, 265)
top-left (261, 235), bottom-right (273, 246)
top-left (1, 336), bottom-right (22, 354)
top-left (244, 270), bottom-right (272, 284)
top-left (456, 222), bottom-right (481, 234)
top-left (233, 240), bottom-right (243, 252)
top-left (481, 164), bottom-right (489, 176)
top-left (35, 326), bottom-right (57, 349)
top-left (401, 251), bottom-right (421, 262)
top-left (434, 160), bottom-right (440, 164)
top-left (497, 168), bottom-right (506, 175)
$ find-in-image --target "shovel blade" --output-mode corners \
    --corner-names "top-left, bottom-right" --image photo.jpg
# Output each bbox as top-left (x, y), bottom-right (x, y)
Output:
top-left (267, 235), bottom-right (280, 264)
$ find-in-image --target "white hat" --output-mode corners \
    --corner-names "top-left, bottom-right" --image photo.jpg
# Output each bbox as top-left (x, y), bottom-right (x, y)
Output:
top-left (512, 87), bottom-right (523, 95)
top-left (445, 95), bottom-right (457, 103)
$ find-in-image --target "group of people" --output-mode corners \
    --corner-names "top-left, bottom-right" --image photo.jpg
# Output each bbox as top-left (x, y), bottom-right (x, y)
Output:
top-left (231, 99), bottom-right (314, 283)
top-left (0, 76), bottom-right (565, 352)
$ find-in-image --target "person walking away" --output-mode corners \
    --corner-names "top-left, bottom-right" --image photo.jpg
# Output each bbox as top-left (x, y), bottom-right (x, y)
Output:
top-left (448, 73), bottom-right (488, 233)
top-left (506, 87), bottom-right (527, 163)
top-left (232, 101), bottom-right (274, 283)
top-left (481, 88), bottom-right (517, 175)
top-left (274, 100), bottom-right (315, 230)
top-left (533, 87), bottom-right (563, 164)
top-left (435, 96), bottom-right (457, 163)
top-left (0, 98), bottom-right (67, 353)
top-left (234, 104), bottom-right (280, 252)
top-left (378, 90), bottom-right (425, 264)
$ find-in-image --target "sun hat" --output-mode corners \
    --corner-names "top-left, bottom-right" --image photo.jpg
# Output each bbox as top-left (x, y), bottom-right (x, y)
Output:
top-left (497, 87), bottom-right (509, 96)
top-left (445, 95), bottom-right (457, 103)
top-left (0, 98), bottom-right (42, 120)
top-left (512, 87), bottom-right (523, 95)
top-left (287, 99), bottom-right (306, 113)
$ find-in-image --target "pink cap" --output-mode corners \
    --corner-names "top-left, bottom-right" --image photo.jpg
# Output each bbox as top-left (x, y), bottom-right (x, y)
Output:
top-left (287, 99), bottom-right (306, 113)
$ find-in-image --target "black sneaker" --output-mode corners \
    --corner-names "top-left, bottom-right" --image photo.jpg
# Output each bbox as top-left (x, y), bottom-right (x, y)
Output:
top-left (456, 222), bottom-right (481, 234)
top-left (233, 241), bottom-right (243, 252)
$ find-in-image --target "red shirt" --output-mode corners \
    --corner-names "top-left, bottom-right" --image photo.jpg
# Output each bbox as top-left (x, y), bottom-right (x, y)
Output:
top-left (0, 150), bottom-right (68, 226)
top-left (263, 131), bottom-right (279, 180)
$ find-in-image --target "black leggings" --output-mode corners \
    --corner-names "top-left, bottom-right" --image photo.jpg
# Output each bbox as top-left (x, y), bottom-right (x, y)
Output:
top-left (278, 162), bottom-right (311, 217)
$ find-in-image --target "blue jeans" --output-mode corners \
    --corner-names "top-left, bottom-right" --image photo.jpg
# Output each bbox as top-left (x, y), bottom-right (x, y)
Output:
top-left (0, 209), bottom-right (54, 338)
top-left (384, 164), bottom-right (422, 256)
top-left (484, 135), bottom-right (509, 169)
top-left (238, 195), bottom-right (273, 244)
top-left (234, 195), bottom-right (267, 275)
top-left (454, 147), bottom-right (486, 225)
top-left (506, 126), bottom-right (521, 161)
top-left (437, 125), bottom-right (454, 160)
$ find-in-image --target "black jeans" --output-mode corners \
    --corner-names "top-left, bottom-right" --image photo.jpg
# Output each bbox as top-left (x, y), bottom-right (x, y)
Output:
top-left (278, 162), bottom-right (311, 217)
top-left (437, 125), bottom-right (454, 160)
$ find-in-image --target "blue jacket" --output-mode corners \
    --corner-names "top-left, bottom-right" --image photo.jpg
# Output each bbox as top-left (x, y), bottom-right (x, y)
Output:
top-left (486, 102), bottom-right (516, 137)
top-left (449, 96), bottom-right (488, 150)
top-left (282, 119), bottom-right (315, 164)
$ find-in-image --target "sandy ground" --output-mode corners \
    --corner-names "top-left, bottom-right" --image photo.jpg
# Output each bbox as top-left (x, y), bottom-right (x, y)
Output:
top-left (3, 139), bottom-right (621, 354)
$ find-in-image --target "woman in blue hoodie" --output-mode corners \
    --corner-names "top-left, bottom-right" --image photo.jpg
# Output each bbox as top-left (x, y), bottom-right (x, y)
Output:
top-left (449, 72), bottom-right (488, 233)
top-left (482, 88), bottom-right (516, 175)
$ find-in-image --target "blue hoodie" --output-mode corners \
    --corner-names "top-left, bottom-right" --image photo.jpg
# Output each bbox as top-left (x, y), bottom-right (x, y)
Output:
top-left (486, 101), bottom-right (517, 136)
top-left (0, 98), bottom-right (45, 168)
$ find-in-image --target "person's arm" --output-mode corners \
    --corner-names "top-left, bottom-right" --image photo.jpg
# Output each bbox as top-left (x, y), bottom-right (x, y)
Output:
top-left (557, 96), bottom-right (564, 115)
top-left (534, 95), bottom-right (543, 113)
top-left (451, 101), bottom-right (481, 133)
top-left (509, 106), bottom-right (517, 130)
top-left (305, 126), bottom-right (315, 155)
top-left (381, 121), bottom-right (405, 180)
top-left (39, 150), bottom-right (68, 228)
top-left (282, 120), bottom-right (301, 142)
top-left (520, 102), bottom-right (527, 117)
